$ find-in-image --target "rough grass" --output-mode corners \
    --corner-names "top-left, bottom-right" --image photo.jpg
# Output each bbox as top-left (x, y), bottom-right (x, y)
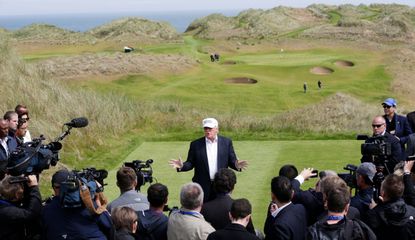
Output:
top-left (0, 37), bottom-right (143, 169)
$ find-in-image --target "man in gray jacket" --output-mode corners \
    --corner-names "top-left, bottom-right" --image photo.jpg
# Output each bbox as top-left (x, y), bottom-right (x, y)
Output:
top-left (167, 182), bottom-right (214, 240)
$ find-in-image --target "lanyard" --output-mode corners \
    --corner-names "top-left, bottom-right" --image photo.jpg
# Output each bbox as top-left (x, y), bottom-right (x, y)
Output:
top-left (179, 210), bottom-right (200, 217)
top-left (327, 215), bottom-right (344, 221)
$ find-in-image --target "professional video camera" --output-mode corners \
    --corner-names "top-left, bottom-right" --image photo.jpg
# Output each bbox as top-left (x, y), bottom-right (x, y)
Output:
top-left (60, 167), bottom-right (108, 208)
top-left (359, 135), bottom-right (392, 157)
top-left (73, 168), bottom-right (108, 191)
top-left (338, 164), bottom-right (358, 189)
top-left (6, 117), bottom-right (88, 176)
top-left (124, 159), bottom-right (154, 191)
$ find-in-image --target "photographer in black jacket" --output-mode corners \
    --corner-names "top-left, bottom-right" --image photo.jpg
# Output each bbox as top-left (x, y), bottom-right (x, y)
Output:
top-left (0, 175), bottom-right (41, 240)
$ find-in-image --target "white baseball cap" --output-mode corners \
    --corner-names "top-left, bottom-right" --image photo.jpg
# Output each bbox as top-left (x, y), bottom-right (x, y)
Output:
top-left (202, 118), bottom-right (218, 128)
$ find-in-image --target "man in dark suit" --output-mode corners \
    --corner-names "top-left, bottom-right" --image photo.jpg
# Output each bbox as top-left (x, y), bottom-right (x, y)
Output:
top-left (382, 98), bottom-right (412, 154)
top-left (407, 111), bottom-right (415, 133)
top-left (207, 198), bottom-right (259, 240)
top-left (169, 118), bottom-right (247, 202)
top-left (0, 119), bottom-right (18, 180)
top-left (201, 168), bottom-right (255, 234)
top-left (361, 115), bottom-right (403, 174)
top-left (264, 176), bottom-right (307, 240)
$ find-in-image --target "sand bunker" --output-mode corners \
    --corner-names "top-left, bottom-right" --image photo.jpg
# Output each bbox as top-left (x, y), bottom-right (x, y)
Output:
top-left (222, 60), bottom-right (237, 65)
top-left (310, 66), bottom-right (334, 75)
top-left (335, 60), bottom-right (355, 67)
top-left (225, 77), bottom-right (258, 84)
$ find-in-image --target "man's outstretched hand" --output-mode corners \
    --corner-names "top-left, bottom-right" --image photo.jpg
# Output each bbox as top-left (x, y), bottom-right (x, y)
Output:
top-left (169, 157), bottom-right (183, 169)
top-left (236, 159), bottom-right (248, 171)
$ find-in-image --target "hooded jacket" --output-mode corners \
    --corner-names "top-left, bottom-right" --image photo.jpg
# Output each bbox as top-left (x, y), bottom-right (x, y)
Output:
top-left (136, 209), bottom-right (168, 240)
top-left (366, 198), bottom-right (415, 240)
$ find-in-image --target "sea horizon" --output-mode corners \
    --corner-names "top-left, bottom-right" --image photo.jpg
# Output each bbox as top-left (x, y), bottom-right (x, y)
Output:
top-left (0, 9), bottom-right (242, 33)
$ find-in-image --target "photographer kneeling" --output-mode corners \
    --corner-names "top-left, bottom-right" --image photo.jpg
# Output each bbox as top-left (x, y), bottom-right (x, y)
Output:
top-left (41, 169), bottom-right (112, 240)
top-left (0, 175), bottom-right (42, 240)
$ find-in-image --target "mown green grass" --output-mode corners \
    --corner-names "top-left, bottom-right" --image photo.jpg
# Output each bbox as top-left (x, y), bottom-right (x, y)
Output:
top-left (103, 140), bottom-right (362, 231)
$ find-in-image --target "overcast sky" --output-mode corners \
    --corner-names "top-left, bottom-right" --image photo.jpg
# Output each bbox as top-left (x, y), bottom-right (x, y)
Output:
top-left (0, 0), bottom-right (414, 15)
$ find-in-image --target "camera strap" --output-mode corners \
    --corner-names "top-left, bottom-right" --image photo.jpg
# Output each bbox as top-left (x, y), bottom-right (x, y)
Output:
top-left (78, 179), bottom-right (108, 215)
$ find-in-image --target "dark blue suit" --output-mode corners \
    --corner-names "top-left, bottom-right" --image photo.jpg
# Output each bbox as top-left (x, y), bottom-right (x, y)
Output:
top-left (179, 135), bottom-right (239, 202)
top-left (0, 136), bottom-right (18, 179)
top-left (264, 203), bottom-right (307, 240)
top-left (384, 113), bottom-right (412, 152)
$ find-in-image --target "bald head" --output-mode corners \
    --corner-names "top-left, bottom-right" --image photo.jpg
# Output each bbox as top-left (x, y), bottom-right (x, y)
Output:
top-left (0, 119), bottom-right (9, 139)
top-left (372, 115), bottom-right (386, 136)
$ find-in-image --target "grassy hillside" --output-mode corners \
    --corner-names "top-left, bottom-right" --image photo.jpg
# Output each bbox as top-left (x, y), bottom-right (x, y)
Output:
top-left (187, 4), bottom-right (415, 43)
top-left (87, 17), bottom-right (182, 43)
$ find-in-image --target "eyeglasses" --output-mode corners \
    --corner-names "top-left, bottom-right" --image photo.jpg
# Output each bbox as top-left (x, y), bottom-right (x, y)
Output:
top-left (20, 117), bottom-right (30, 121)
top-left (372, 124), bottom-right (384, 128)
top-left (382, 105), bottom-right (392, 109)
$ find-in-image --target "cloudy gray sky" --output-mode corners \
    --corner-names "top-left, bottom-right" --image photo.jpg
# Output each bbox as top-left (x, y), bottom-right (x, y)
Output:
top-left (0, 0), bottom-right (414, 15)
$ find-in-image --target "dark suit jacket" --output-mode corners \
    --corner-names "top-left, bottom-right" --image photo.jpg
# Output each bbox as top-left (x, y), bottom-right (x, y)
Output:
top-left (0, 136), bottom-right (18, 179)
top-left (180, 135), bottom-right (238, 201)
top-left (384, 114), bottom-right (413, 146)
top-left (264, 203), bottom-right (307, 240)
top-left (201, 194), bottom-right (255, 234)
top-left (361, 132), bottom-right (402, 174)
top-left (291, 179), bottom-right (324, 226)
top-left (407, 111), bottom-right (415, 133)
top-left (207, 223), bottom-right (259, 240)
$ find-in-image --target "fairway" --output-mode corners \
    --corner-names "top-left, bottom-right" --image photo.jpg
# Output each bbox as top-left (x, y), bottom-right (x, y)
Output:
top-left (104, 140), bottom-right (363, 230)
top-left (69, 38), bottom-right (391, 116)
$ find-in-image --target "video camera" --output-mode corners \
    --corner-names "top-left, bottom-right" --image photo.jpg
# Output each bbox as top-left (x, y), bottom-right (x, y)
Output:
top-left (338, 164), bottom-right (358, 189)
top-left (359, 135), bottom-right (392, 157)
top-left (72, 168), bottom-right (108, 192)
top-left (358, 135), bottom-right (392, 165)
top-left (5, 117), bottom-right (88, 176)
top-left (124, 159), bottom-right (154, 191)
top-left (59, 168), bottom-right (108, 208)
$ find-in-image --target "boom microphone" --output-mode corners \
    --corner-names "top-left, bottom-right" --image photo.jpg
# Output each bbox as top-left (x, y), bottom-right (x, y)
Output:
top-left (64, 117), bottom-right (88, 128)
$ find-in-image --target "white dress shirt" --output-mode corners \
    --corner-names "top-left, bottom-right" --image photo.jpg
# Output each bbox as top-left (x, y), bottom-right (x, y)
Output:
top-left (205, 136), bottom-right (218, 180)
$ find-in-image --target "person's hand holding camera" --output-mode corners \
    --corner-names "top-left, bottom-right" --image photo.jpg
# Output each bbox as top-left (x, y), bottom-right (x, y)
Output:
top-left (404, 160), bottom-right (414, 175)
top-left (26, 175), bottom-right (38, 187)
top-left (300, 168), bottom-right (318, 181)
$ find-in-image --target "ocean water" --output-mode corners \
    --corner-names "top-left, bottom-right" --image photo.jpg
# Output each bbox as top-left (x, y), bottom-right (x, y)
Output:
top-left (0, 10), bottom-right (240, 33)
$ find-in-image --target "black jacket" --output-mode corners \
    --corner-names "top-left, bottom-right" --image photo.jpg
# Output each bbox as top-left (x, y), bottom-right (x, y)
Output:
top-left (264, 203), bottom-right (307, 240)
top-left (0, 186), bottom-right (42, 240)
top-left (291, 179), bottom-right (325, 226)
top-left (114, 228), bottom-right (135, 240)
top-left (136, 209), bottom-right (168, 240)
top-left (366, 198), bottom-right (415, 240)
top-left (207, 223), bottom-right (259, 240)
top-left (308, 217), bottom-right (376, 240)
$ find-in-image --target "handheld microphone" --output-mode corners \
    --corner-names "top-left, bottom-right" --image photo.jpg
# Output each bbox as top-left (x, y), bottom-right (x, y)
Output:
top-left (64, 117), bottom-right (88, 128)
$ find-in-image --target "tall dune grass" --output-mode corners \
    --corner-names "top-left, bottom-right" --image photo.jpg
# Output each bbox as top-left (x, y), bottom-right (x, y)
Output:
top-left (0, 37), bottom-right (144, 167)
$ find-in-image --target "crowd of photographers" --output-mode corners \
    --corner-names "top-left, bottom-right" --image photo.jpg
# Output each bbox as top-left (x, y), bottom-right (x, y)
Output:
top-left (1, 98), bottom-right (415, 240)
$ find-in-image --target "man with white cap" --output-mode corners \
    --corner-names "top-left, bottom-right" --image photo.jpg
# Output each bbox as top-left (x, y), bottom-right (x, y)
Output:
top-left (169, 118), bottom-right (248, 202)
top-left (382, 97), bottom-right (412, 154)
